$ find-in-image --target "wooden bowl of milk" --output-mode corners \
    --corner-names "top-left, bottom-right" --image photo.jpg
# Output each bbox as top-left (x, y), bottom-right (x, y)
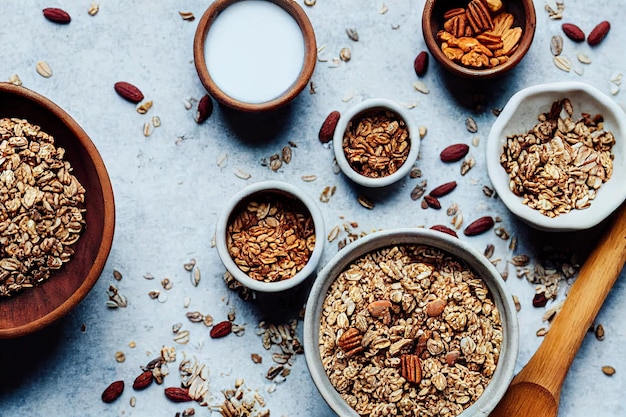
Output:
top-left (194, 0), bottom-right (317, 113)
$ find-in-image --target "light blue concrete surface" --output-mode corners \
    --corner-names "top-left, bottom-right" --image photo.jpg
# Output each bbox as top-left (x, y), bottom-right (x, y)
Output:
top-left (0, 1), bottom-right (624, 416)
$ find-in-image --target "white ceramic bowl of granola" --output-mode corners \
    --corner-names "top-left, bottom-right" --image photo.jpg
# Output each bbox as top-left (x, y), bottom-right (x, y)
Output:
top-left (333, 98), bottom-right (420, 188)
top-left (215, 180), bottom-right (325, 293)
top-left (304, 228), bottom-right (519, 417)
top-left (487, 81), bottom-right (626, 232)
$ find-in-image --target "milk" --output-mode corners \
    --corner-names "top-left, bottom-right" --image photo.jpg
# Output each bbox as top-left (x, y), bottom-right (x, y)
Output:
top-left (204, 0), bottom-right (306, 104)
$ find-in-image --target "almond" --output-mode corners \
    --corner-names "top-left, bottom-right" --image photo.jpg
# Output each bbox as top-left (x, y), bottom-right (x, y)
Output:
top-left (210, 320), bottom-right (232, 338)
top-left (463, 216), bottom-right (494, 236)
top-left (318, 110), bottom-right (340, 144)
top-left (132, 370), bottom-right (154, 391)
top-left (425, 298), bottom-right (446, 317)
top-left (43, 7), bottom-right (71, 24)
top-left (429, 181), bottom-right (457, 197)
top-left (164, 387), bottom-right (192, 402)
top-left (101, 380), bottom-right (124, 403)
top-left (587, 21), bottom-right (610, 46)
top-left (429, 224), bottom-right (458, 238)
top-left (424, 195), bottom-right (441, 209)
top-left (195, 94), bottom-right (213, 124)
top-left (440, 143), bottom-right (469, 162)
top-left (413, 51), bottom-right (429, 77)
top-left (561, 23), bottom-right (585, 42)
top-left (114, 81), bottom-right (145, 104)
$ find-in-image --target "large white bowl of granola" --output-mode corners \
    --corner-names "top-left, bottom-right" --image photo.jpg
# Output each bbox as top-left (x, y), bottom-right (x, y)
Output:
top-left (487, 81), bottom-right (626, 231)
top-left (304, 228), bottom-right (519, 417)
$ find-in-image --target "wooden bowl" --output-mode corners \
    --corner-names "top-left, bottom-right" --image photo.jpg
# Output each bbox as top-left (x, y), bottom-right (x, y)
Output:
top-left (0, 83), bottom-right (115, 339)
top-left (422, 0), bottom-right (536, 79)
top-left (193, 0), bottom-right (317, 113)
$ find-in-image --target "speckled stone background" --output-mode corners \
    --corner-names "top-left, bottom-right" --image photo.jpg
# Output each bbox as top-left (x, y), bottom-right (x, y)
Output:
top-left (0, 1), bottom-right (624, 416)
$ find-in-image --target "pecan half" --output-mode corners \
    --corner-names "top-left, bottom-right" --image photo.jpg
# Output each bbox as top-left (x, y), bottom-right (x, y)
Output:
top-left (466, 0), bottom-right (493, 33)
top-left (337, 327), bottom-right (364, 357)
top-left (400, 354), bottom-right (423, 384)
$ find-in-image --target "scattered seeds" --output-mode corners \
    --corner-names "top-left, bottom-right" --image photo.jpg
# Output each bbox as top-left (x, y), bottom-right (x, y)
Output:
top-left (339, 47), bottom-right (351, 62)
top-left (357, 195), bottom-right (375, 210)
top-left (346, 28), bottom-right (359, 41)
top-left (36, 61), bottom-right (52, 78)
top-left (178, 11), bottom-right (195, 21)
top-left (465, 117), bottom-right (478, 133)
top-left (115, 351), bottom-right (126, 363)
top-left (137, 100), bottom-right (153, 114)
top-left (550, 35), bottom-right (563, 56)
top-left (602, 365), bottom-right (616, 376)
top-left (595, 324), bottom-right (605, 341)
top-left (143, 122), bottom-right (152, 137)
top-left (88, 2), bottom-right (99, 16)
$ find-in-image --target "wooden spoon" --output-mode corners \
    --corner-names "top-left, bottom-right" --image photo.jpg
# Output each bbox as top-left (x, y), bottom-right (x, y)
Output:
top-left (490, 205), bottom-right (626, 417)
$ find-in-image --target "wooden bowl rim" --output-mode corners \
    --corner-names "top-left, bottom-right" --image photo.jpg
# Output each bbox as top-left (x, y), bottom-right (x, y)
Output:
top-left (422, 0), bottom-right (537, 79)
top-left (0, 82), bottom-right (115, 339)
top-left (193, 0), bottom-right (317, 113)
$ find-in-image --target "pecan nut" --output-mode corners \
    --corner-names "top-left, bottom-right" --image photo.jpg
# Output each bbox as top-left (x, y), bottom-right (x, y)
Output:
top-left (400, 354), bottom-right (422, 384)
top-left (337, 327), bottom-right (364, 357)
top-left (466, 0), bottom-right (493, 33)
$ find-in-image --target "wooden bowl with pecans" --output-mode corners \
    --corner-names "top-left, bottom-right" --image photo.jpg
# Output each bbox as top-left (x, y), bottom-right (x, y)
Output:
top-left (0, 83), bottom-right (115, 339)
top-left (422, 0), bottom-right (536, 79)
top-left (303, 228), bottom-right (519, 417)
top-left (215, 180), bottom-right (325, 292)
top-left (333, 98), bottom-right (420, 188)
top-left (487, 81), bottom-right (626, 231)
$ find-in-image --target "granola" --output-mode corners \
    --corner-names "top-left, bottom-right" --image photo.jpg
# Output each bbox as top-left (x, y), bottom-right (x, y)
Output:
top-left (0, 117), bottom-right (86, 297)
top-left (319, 244), bottom-right (502, 416)
top-left (226, 193), bottom-right (315, 282)
top-left (500, 98), bottom-right (615, 217)
top-left (342, 109), bottom-right (410, 178)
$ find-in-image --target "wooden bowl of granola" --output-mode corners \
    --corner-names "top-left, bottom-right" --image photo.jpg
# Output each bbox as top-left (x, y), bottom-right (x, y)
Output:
top-left (422, 0), bottom-right (536, 79)
top-left (215, 180), bottom-right (325, 293)
top-left (303, 228), bottom-right (519, 417)
top-left (333, 98), bottom-right (420, 188)
top-left (487, 81), bottom-right (626, 231)
top-left (0, 83), bottom-right (115, 339)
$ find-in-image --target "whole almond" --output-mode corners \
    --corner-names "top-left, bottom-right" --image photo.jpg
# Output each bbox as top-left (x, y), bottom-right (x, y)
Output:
top-left (318, 110), bottom-right (340, 144)
top-left (429, 181), bottom-right (457, 198)
top-left (195, 94), bottom-right (213, 124)
top-left (413, 51), bottom-right (429, 77)
top-left (102, 380), bottom-right (124, 403)
top-left (132, 370), bottom-right (154, 391)
top-left (210, 320), bottom-right (232, 338)
top-left (587, 21), bottom-right (610, 46)
top-left (43, 7), bottom-right (71, 24)
top-left (463, 216), bottom-right (495, 236)
top-left (429, 224), bottom-right (458, 238)
top-left (424, 195), bottom-right (441, 209)
top-left (164, 387), bottom-right (192, 402)
top-left (561, 23), bottom-right (585, 42)
top-left (425, 298), bottom-right (446, 317)
top-left (114, 81), bottom-right (145, 104)
top-left (440, 143), bottom-right (469, 162)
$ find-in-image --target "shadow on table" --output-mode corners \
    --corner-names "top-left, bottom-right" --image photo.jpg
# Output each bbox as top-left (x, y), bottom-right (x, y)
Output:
top-left (0, 320), bottom-right (65, 397)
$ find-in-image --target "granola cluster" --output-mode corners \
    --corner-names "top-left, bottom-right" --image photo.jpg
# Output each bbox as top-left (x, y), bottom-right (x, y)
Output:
top-left (319, 244), bottom-right (502, 416)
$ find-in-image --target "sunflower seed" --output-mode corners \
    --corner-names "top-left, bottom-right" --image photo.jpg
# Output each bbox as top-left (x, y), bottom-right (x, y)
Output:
top-left (595, 324), bottom-right (605, 340)
top-left (550, 35), bottom-right (563, 56)
top-left (465, 117), bottom-right (478, 133)
top-left (328, 225), bottom-right (340, 242)
top-left (357, 195), bottom-right (375, 209)
top-left (179, 11), bottom-right (195, 21)
top-left (192, 266), bottom-right (201, 287)
top-left (346, 28), bottom-right (359, 41)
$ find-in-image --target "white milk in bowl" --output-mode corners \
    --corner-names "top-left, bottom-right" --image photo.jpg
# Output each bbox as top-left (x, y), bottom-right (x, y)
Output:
top-left (204, 0), bottom-right (306, 104)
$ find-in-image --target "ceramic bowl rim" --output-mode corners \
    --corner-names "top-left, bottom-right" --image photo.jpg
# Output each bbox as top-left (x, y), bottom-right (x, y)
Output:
top-left (303, 228), bottom-right (519, 417)
top-left (486, 81), bottom-right (626, 231)
top-left (193, 0), bottom-right (317, 113)
top-left (332, 98), bottom-right (420, 188)
top-left (215, 180), bottom-right (325, 292)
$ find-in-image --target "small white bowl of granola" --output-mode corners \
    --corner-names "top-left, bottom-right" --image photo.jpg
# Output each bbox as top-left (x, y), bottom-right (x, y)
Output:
top-left (304, 228), bottom-right (519, 417)
top-left (487, 81), bottom-right (626, 231)
top-left (215, 180), bottom-right (325, 293)
top-left (333, 98), bottom-right (420, 188)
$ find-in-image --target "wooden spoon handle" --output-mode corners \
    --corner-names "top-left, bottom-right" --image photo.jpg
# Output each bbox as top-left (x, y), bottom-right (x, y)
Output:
top-left (512, 205), bottom-right (626, 399)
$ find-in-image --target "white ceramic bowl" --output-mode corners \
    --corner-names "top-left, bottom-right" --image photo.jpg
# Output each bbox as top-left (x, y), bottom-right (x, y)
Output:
top-left (333, 98), bottom-right (420, 188)
top-left (487, 81), bottom-right (626, 231)
top-left (215, 180), bottom-right (325, 293)
top-left (304, 228), bottom-right (519, 417)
